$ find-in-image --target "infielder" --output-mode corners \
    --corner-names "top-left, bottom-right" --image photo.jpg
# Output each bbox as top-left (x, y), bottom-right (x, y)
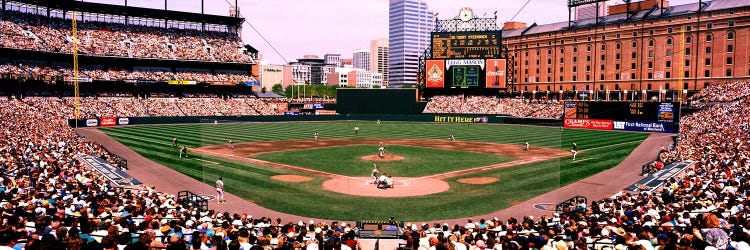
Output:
top-left (228, 139), bottom-right (234, 149)
top-left (354, 126), bottom-right (360, 136)
top-left (314, 131), bottom-right (319, 141)
top-left (216, 177), bottom-right (225, 204)
top-left (524, 140), bottom-right (530, 151)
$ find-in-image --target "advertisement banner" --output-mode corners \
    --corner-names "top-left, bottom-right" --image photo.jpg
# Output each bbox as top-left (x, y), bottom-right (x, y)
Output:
top-left (485, 59), bottom-right (507, 88)
top-left (434, 115), bottom-right (488, 123)
top-left (86, 119), bottom-right (99, 127)
top-left (64, 77), bottom-right (93, 83)
top-left (284, 111), bottom-right (300, 115)
top-left (168, 80), bottom-right (197, 85)
top-left (78, 154), bottom-right (142, 187)
top-left (564, 102), bottom-right (578, 119)
top-left (612, 121), bottom-right (674, 133)
top-left (99, 117), bottom-right (117, 127)
top-left (313, 104), bottom-right (324, 110)
top-left (564, 118), bottom-right (613, 130)
top-left (245, 81), bottom-right (261, 87)
top-left (657, 103), bottom-right (675, 122)
top-left (117, 118), bottom-right (130, 125)
top-left (315, 110), bottom-right (337, 115)
top-left (425, 60), bottom-right (446, 88)
top-left (274, 103), bottom-right (289, 113)
top-left (210, 81), bottom-right (236, 86)
top-left (446, 59), bottom-right (485, 69)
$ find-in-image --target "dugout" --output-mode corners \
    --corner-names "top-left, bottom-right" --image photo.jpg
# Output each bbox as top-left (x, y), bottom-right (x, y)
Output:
top-left (336, 88), bottom-right (424, 115)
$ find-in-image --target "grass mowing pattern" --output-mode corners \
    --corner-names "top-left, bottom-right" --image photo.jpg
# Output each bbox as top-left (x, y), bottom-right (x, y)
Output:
top-left (99, 121), bottom-right (649, 220)
top-left (253, 145), bottom-right (513, 177)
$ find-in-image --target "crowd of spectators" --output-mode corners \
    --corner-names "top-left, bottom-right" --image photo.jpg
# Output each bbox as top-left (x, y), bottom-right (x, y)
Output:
top-left (0, 79), bottom-right (747, 249)
top-left (424, 95), bottom-right (564, 119)
top-left (9, 96), bottom-right (283, 119)
top-left (1, 10), bottom-right (252, 63)
top-left (0, 63), bottom-right (256, 83)
top-left (688, 81), bottom-right (750, 103)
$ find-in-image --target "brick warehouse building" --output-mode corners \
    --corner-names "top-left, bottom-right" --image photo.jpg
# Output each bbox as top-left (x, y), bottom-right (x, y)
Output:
top-left (502, 0), bottom-right (749, 99)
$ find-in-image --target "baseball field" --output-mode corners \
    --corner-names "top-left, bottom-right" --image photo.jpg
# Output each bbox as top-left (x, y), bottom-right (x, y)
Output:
top-left (99, 121), bottom-right (648, 221)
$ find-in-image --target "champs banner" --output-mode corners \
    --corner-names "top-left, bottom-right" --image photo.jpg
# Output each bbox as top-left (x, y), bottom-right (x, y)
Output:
top-left (425, 60), bottom-right (445, 88)
top-left (485, 59), bottom-right (507, 88)
top-left (564, 118), bottom-right (613, 130)
top-left (168, 80), bottom-right (197, 85)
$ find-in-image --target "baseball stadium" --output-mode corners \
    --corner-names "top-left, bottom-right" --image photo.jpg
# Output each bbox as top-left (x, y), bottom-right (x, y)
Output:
top-left (1, 0), bottom-right (749, 250)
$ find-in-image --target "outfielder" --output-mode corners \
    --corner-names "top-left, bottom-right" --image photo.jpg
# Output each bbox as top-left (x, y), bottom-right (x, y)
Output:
top-left (228, 139), bottom-right (234, 149)
top-left (571, 142), bottom-right (578, 160)
top-left (314, 131), bottom-right (319, 141)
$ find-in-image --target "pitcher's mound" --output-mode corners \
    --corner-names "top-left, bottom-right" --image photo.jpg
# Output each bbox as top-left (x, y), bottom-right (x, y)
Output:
top-left (361, 155), bottom-right (405, 161)
top-left (322, 176), bottom-right (449, 197)
top-left (457, 177), bottom-right (499, 184)
top-left (271, 175), bottom-right (312, 182)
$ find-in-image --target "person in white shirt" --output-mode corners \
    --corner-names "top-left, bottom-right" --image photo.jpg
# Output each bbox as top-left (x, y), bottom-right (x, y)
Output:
top-left (216, 177), bottom-right (225, 204)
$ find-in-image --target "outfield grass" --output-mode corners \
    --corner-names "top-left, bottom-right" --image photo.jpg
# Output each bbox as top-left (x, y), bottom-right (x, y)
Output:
top-left (253, 145), bottom-right (513, 177)
top-left (99, 121), bottom-right (649, 220)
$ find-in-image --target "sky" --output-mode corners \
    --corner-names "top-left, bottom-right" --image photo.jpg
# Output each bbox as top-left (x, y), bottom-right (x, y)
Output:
top-left (89, 0), bottom-right (695, 64)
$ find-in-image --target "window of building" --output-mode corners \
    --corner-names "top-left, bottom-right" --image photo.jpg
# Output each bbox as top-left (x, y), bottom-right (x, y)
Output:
top-left (706, 34), bottom-right (713, 42)
top-left (548, 49), bottom-right (552, 55)
top-left (525, 51), bottom-right (529, 56)
top-left (729, 20), bottom-right (735, 27)
top-left (586, 75), bottom-right (590, 81)
top-left (616, 53), bottom-right (621, 60)
top-left (587, 56), bottom-right (591, 62)
top-left (668, 27), bottom-right (673, 33)
top-left (548, 58), bottom-right (552, 64)
top-left (547, 77), bottom-right (551, 82)
top-left (573, 57), bottom-right (577, 63)
top-left (616, 43), bottom-right (621, 50)
top-left (536, 50), bottom-right (540, 55)
top-left (559, 76), bottom-right (563, 81)
top-left (601, 65), bottom-right (605, 71)
top-left (587, 36), bottom-right (592, 41)
top-left (632, 73), bottom-right (637, 80)
top-left (560, 48), bottom-right (565, 54)
top-left (560, 67), bottom-right (564, 73)
top-left (616, 74), bottom-right (621, 80)
top-left (587, 45), bottom-right (591, 52)
top-left (525, 69), bottom-right (529, 74)
top-left (705, 58), bottom-right (711, 66)
top-left (573, 75), bottom-right (577, 81)
top-left (631, 63), bottom-right (636, 69)
top-left (666, 72), bottom-right (671, 78)
top-left (647, 84), bottom-right (652, 90)
top-left (632, 41), bottom-right (637, 48)
top-left (707, 23), bottom-right (713, 29)
top-left (536, 60), bottom-right (540, 65)
top-left (666, 61), bottom-right (671, 68)
top-left (601, 44), bottom-right (606, 51)
top-left (728, 31), bottom-right (734, 40)
top-left (686, 36), bottom-right (692, 43)
top-left (601, 55), bottom-right (606, 61)
top-left (616, 64), bottom-right (621, 70)
top-left (648, 73), bottom-right (653, 79)
top-left (666, 49), bottom-right (672, 57)
top-left (665, 83), bottom-right (670, 90)
top-left (706, 47), bottom-right (712, 54)
top-left (648, 40), bottom-right (654, 47)
top-left (632, 52), bottom-right (637, 59)
top-left (685, 60), bottom-right (690, 66)
top-left (633, 31), bottom-right (638, 36)
top-left (649, 51), bottom-right (654, 58)
top-left (573, 66), bottom-right (577, 72)
top-left (525, 61), bottom-right (528, 65)
top-left (649, 29), bottom-right (654, 35)
top-left (536, 69), bottom-right (540, 74)
top-left (667, 38), bottom-right (673, 45)
top-left (685, 48), bottom-right (691, 55)
top-left (586, 65), bottom-right (591, 72)
top-left (648, 62), bottom-right (653, 69)
top-left (616, 33), bottom-right (621, 39)
top-left (727, 57), bottom-right (733, 65)
top-left (573, 47), bottom-right (578, 53)
top-left (560, 58), bottom-right (564, 64)
top-left (726, 69), bottom-right (732, 77)
top-left (728, 45), bottom-right (733, 53)
top-left (684, 71), bottom-right (690, 78)
top-left (705, 70), bottom-right (710, 77)
top-left (687, 25), bottom-right (692, 32)
top-left (600, 75), bottom-right (605, 80)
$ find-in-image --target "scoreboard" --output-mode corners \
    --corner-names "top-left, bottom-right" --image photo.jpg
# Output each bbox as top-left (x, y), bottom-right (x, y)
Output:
top-left (567, 102), bottom-right (679, 123)
top-left (431, 31), bottom-right (502, 59)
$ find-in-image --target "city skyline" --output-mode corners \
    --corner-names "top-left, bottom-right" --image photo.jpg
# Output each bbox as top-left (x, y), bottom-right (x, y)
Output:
top-left (88, 0), bottom-right (697, 64)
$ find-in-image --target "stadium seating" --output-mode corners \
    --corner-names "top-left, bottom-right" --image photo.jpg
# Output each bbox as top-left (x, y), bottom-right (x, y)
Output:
top-left (0, 10), bottom-right (252, 63)
top-left (0, 81), bottom-right (748, 250)
top-left (424, 95), bottom-right (564, 119)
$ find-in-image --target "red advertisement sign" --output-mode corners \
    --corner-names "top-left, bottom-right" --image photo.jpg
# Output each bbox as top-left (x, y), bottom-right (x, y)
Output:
top-left (425, 60), bottom-right (445, 88)
top-left (564, 118), bottom-right (613, 130)
top-left (485, 59), bottom-right (507, 88)
top-left (99, 117), bottom-right (117, 127)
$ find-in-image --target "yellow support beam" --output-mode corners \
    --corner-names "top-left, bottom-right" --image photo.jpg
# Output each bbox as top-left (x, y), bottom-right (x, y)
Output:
top-left (72, 11), bottom-right (80, 119)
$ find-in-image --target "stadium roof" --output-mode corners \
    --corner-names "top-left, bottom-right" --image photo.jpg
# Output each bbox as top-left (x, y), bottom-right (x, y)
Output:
top-left (9, 0), bottom-right (244, 27)
top-left (502, 0), bottom-right (749, 38)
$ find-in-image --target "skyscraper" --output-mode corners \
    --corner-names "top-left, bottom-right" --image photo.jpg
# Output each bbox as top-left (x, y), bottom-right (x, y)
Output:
top-left (352, 49), bottom-right (370, 71)
top-left (370, 39), bottom-right (389, 87)
top-left (388, 0), bottom-right (433, 87)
